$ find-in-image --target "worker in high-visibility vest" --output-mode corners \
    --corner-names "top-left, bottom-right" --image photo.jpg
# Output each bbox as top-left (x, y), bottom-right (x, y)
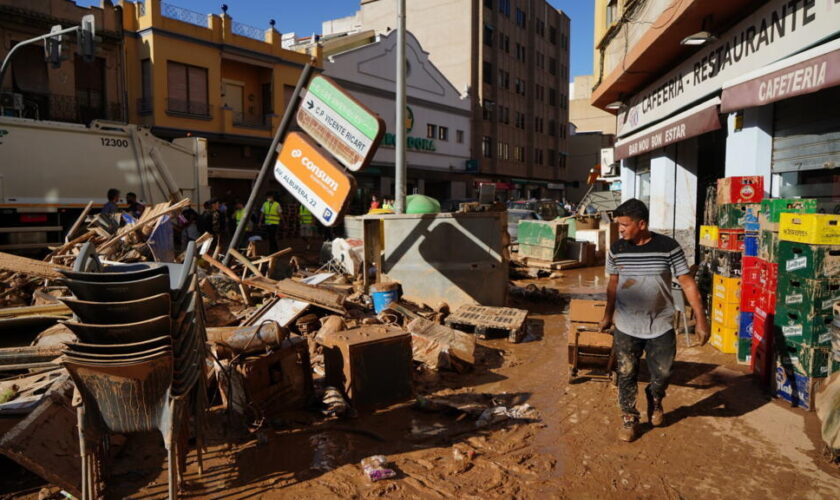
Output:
top-left (233, 200), bottom-right (252, 233)
top-left (299, 203), bottom-right (316, 251)
top-left (259, 192), bottom-right (282, 253)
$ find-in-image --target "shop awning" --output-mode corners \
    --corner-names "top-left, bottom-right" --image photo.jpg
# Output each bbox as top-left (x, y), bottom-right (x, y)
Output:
top-left (614, 98), bottom-right (721, 161)
top-left (721, 38), bottom-right (840, 113)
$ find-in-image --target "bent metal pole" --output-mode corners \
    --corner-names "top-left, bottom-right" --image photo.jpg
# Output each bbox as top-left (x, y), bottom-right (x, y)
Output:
top-left (223, 61), bottom-right (314, 267)
top-left (394, 0), bottom-right (407, 214)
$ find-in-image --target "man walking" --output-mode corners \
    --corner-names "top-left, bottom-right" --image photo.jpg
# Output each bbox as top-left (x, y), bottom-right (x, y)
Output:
top-left (260, 192), bottom-right (283, 253)
top-left (599, 198), bottom-right (708, 442)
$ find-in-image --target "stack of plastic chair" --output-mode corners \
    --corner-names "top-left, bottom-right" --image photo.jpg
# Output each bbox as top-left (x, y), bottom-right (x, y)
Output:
top-left (59, 241), bottom-right (206, 499)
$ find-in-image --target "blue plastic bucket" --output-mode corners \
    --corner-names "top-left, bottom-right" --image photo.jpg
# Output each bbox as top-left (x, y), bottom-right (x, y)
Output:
top-left (371, 284), bottom-right (401, 313)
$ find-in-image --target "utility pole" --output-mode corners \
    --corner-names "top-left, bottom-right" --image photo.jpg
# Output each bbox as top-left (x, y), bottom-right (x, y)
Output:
top-left (394, 0), bottom-right (407, 213)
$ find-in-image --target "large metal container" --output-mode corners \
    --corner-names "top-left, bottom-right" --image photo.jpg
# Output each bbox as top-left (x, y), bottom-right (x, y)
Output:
top-left (368, 212), bottom-right (508, 308)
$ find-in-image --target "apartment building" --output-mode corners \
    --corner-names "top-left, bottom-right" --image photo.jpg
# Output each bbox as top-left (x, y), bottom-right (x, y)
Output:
top-left (323, 0), bottom-right (571, 200)
top-left (0, 0), bottom-right (125, 124)
top-left (592, 0), bottom-right (840, 259)
top-left (122, 0), bottom-right (314, 201)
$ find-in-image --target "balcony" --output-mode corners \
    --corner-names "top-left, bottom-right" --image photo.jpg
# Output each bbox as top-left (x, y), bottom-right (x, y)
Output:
top-left (160, 2), bottom-right (209, 28)
top-left (166, 98), bottom-right (211, 119)
top-left (232, 111), bottom-right (271, 130)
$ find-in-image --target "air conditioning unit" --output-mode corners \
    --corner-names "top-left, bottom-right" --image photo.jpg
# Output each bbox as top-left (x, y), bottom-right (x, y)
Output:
top-left (0, 92), bottom-right (24, 110)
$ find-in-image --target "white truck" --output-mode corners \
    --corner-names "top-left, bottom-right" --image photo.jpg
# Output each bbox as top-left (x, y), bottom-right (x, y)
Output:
top-left (0, 116), bottom-right (209, 251)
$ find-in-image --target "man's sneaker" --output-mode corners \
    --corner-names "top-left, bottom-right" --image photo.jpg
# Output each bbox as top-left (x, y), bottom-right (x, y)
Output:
top-left (618, 414), bottom-right (639, 442)
top-left (650, 398), bottom-right (664, 427)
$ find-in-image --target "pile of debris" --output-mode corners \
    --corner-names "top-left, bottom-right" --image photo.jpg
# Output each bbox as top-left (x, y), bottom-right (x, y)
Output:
top-left (0, 204), bottom-right (536, 497)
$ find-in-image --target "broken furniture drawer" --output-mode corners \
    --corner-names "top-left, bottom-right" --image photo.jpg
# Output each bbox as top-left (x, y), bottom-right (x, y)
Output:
top-left (319, 326), bottom-right (413, 412)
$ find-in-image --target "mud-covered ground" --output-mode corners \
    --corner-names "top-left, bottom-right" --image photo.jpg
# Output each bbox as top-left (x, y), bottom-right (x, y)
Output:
top-left (7, 267), bottom-right (840, 499)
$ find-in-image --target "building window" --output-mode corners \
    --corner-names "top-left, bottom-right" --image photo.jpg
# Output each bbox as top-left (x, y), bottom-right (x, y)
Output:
top-left (514, 145), bottom-right (525, 162)
top-left (549, 26), bottom-right (557, 44)
top-left (497, 141), bottom-right (509, 160)
top-left (482, 136), bottom-right (493, 158)
top-left (516, 44), bottom-right (526, 62)
top-left (456, 130), bottom-right (464, 143)
top-left (535, 84), bottom-right (544, 101)
top-left (483, 61), bottom-right (493, 84)
top-left (438, 126), bottom-right (448, 141)
top-left (535, 116), bottom-right (544, 133)
top-left (548, 119), bottom-right (556, 137)
top-left (606, 0), bottom-right (618, 26)
top-left (484, 24), bottom-right (494, 46)
top-left (514, 78), bottom-right (526, 96)
top-left (498, 70), bottom-right (509, 89)
top-left (499, 0), bottom-right (510, 17)
top-left (548, 149), bottom-right (556, 166)
top-left (427, 124), bottom-right (437, 139)
top-left (139, 58), bottom-right (152, 114)
top-left (535, 148), bottom-right (543, 165)
top-left (549, 88), bottom-right (557, 106)
top-left (549, 57), bottom-right (557, 76)
top-left (167, 61), bottom-right (209, 116)
top-left (482, 99), bottom-right (495, 120)
top-left (498, 105), bottom-right (509, 124)
top-left (515, 8), bottom-right (526, 28)
top-left (498, 33), bottom-right (510, 53)
top-left (536, 19), bottom-right (545, 37)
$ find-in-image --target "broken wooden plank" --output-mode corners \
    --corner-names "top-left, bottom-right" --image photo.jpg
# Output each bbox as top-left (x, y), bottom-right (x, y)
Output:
top-left (64, 201), bottom-right (94, 243)
top-left (229, 248), bottom-right (264, 278)
top-left (0, 303), bottom-right (71, 319)
top-left (407, 317), bottom-right (475, 371)
top-left (97, 198), bottom-right (191, 252)
top-left (251, 247), bottom-right (293, 265)
top-left (0, 252), bottom-right (68, 280)
top-left (202, 253), bottom-right (242, 283)
top-left (244, 274), bottom-right (346, 314)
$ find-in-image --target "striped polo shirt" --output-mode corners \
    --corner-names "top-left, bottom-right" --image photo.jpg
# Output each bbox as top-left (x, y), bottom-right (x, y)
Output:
top-left (606, 232), bottom-right (691, 339)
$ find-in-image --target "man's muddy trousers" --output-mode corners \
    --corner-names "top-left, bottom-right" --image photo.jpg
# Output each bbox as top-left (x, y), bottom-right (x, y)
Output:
top-left (613, 329), bottom-right (676, 416)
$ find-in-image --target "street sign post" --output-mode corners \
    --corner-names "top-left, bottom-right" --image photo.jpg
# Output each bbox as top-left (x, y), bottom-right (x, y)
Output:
top-left (273, 132), bottom-right (355, 227)
top-left (296, 75), bottom-right (384, 172)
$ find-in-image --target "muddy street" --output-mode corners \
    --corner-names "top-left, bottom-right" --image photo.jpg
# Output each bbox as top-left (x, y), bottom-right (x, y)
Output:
top-left (8, 267), bottom-right (831, 500)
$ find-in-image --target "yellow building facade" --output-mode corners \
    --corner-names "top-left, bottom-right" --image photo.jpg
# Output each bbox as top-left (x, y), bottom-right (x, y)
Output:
top-left (122, 0), bottom-right (316, 144)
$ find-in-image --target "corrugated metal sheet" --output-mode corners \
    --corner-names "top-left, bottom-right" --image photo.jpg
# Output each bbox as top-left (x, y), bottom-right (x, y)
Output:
top-left (772, 87), bottom-right (840, 173)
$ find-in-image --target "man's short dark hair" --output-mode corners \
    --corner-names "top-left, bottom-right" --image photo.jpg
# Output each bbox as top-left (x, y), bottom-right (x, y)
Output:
top-left (107, 188), bottom-right (119, 201)
top-left (614, 198), bottom-right (649, 222)
top-left (126, 192), bottom-right (136, 199)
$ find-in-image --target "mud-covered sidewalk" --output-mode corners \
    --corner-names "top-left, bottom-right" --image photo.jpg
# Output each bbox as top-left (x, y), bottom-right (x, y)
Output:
top-left (13, 267), bottom-right (840, 499)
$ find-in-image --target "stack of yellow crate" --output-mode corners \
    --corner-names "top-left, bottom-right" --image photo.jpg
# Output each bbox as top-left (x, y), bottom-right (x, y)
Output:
top-left (711, 274), bottom-right (741, 353)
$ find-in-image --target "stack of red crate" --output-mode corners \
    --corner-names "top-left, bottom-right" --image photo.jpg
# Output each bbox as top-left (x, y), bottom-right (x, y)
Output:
top-left (750, 257), bottom-right (778, 386)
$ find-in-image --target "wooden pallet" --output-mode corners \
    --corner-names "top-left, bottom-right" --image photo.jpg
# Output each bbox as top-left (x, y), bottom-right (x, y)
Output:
top-left (445, 305), bottom-right (528, 343)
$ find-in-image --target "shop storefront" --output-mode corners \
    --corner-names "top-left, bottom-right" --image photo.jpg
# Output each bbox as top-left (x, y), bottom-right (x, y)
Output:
top-left (612, 0), bottom-right (840, 260)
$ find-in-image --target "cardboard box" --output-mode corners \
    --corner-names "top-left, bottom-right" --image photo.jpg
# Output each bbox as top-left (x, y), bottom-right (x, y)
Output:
top-left (711, 323), bottom-right (738, 354)
top-left (718, 229), bottom-right (746, 251)
top-left (777, 241), bottom-right (840, 279)
top-left (740, 283), bottom-right (761, 313)
top-left (759, 198), bottom-right (818, 231)
top-left (773, 361), bottom-right (823, 411)
top-left (777, 340), bottom-right (832, 378)
top-left (777, 275), bottom-right (840, 315)
top-left (759, 230), bottom-right (780, 263)
top-left (718, 203), bottom-right (761, 230)
top-left (712, 297), bottom-right (740, 329)
top-left (713, 248), bottom-right (742, 278)
top-left (717, 176), bottom-right (764, 205)
top-left (779, 213), bottom-right (840, 245)
top-left (773, 305), bottom-right (833, 348)
top-left (699, 225), bottom-right (719, 248)
top-left (713, 274), bottom-right (741, 304)
top-left (568, 299), bottom-right (613, 370)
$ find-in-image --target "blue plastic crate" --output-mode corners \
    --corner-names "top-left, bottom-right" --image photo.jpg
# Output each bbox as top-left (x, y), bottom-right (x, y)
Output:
top-left (744, 232), bottom-right (759, 257)
top-left (738, 311), bottom-right (754, 339)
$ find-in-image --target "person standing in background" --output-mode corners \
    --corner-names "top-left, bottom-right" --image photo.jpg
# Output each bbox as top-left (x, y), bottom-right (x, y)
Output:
top-left (260, 192), bottom-right (283, 253)
top-left (126, 192), bottom-right (145, 219)
top-left (101, 188), bottom-right (120, 215)
top-left (299, 204), bottom-right (316, 251)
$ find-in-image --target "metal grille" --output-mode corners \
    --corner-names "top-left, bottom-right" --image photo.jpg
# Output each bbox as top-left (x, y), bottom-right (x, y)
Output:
top-left (161, 2), bottom-right (208, 28)
top-left (167, 98), bottom-right (209, 117)
top-left (232, 21), bottom-right (264, 41)
top-left (232, 111), bottom-right (270, 130)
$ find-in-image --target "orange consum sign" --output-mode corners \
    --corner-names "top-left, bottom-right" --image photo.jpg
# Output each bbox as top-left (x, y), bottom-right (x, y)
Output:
top-left (273, 132), bottom-right (354, 226)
